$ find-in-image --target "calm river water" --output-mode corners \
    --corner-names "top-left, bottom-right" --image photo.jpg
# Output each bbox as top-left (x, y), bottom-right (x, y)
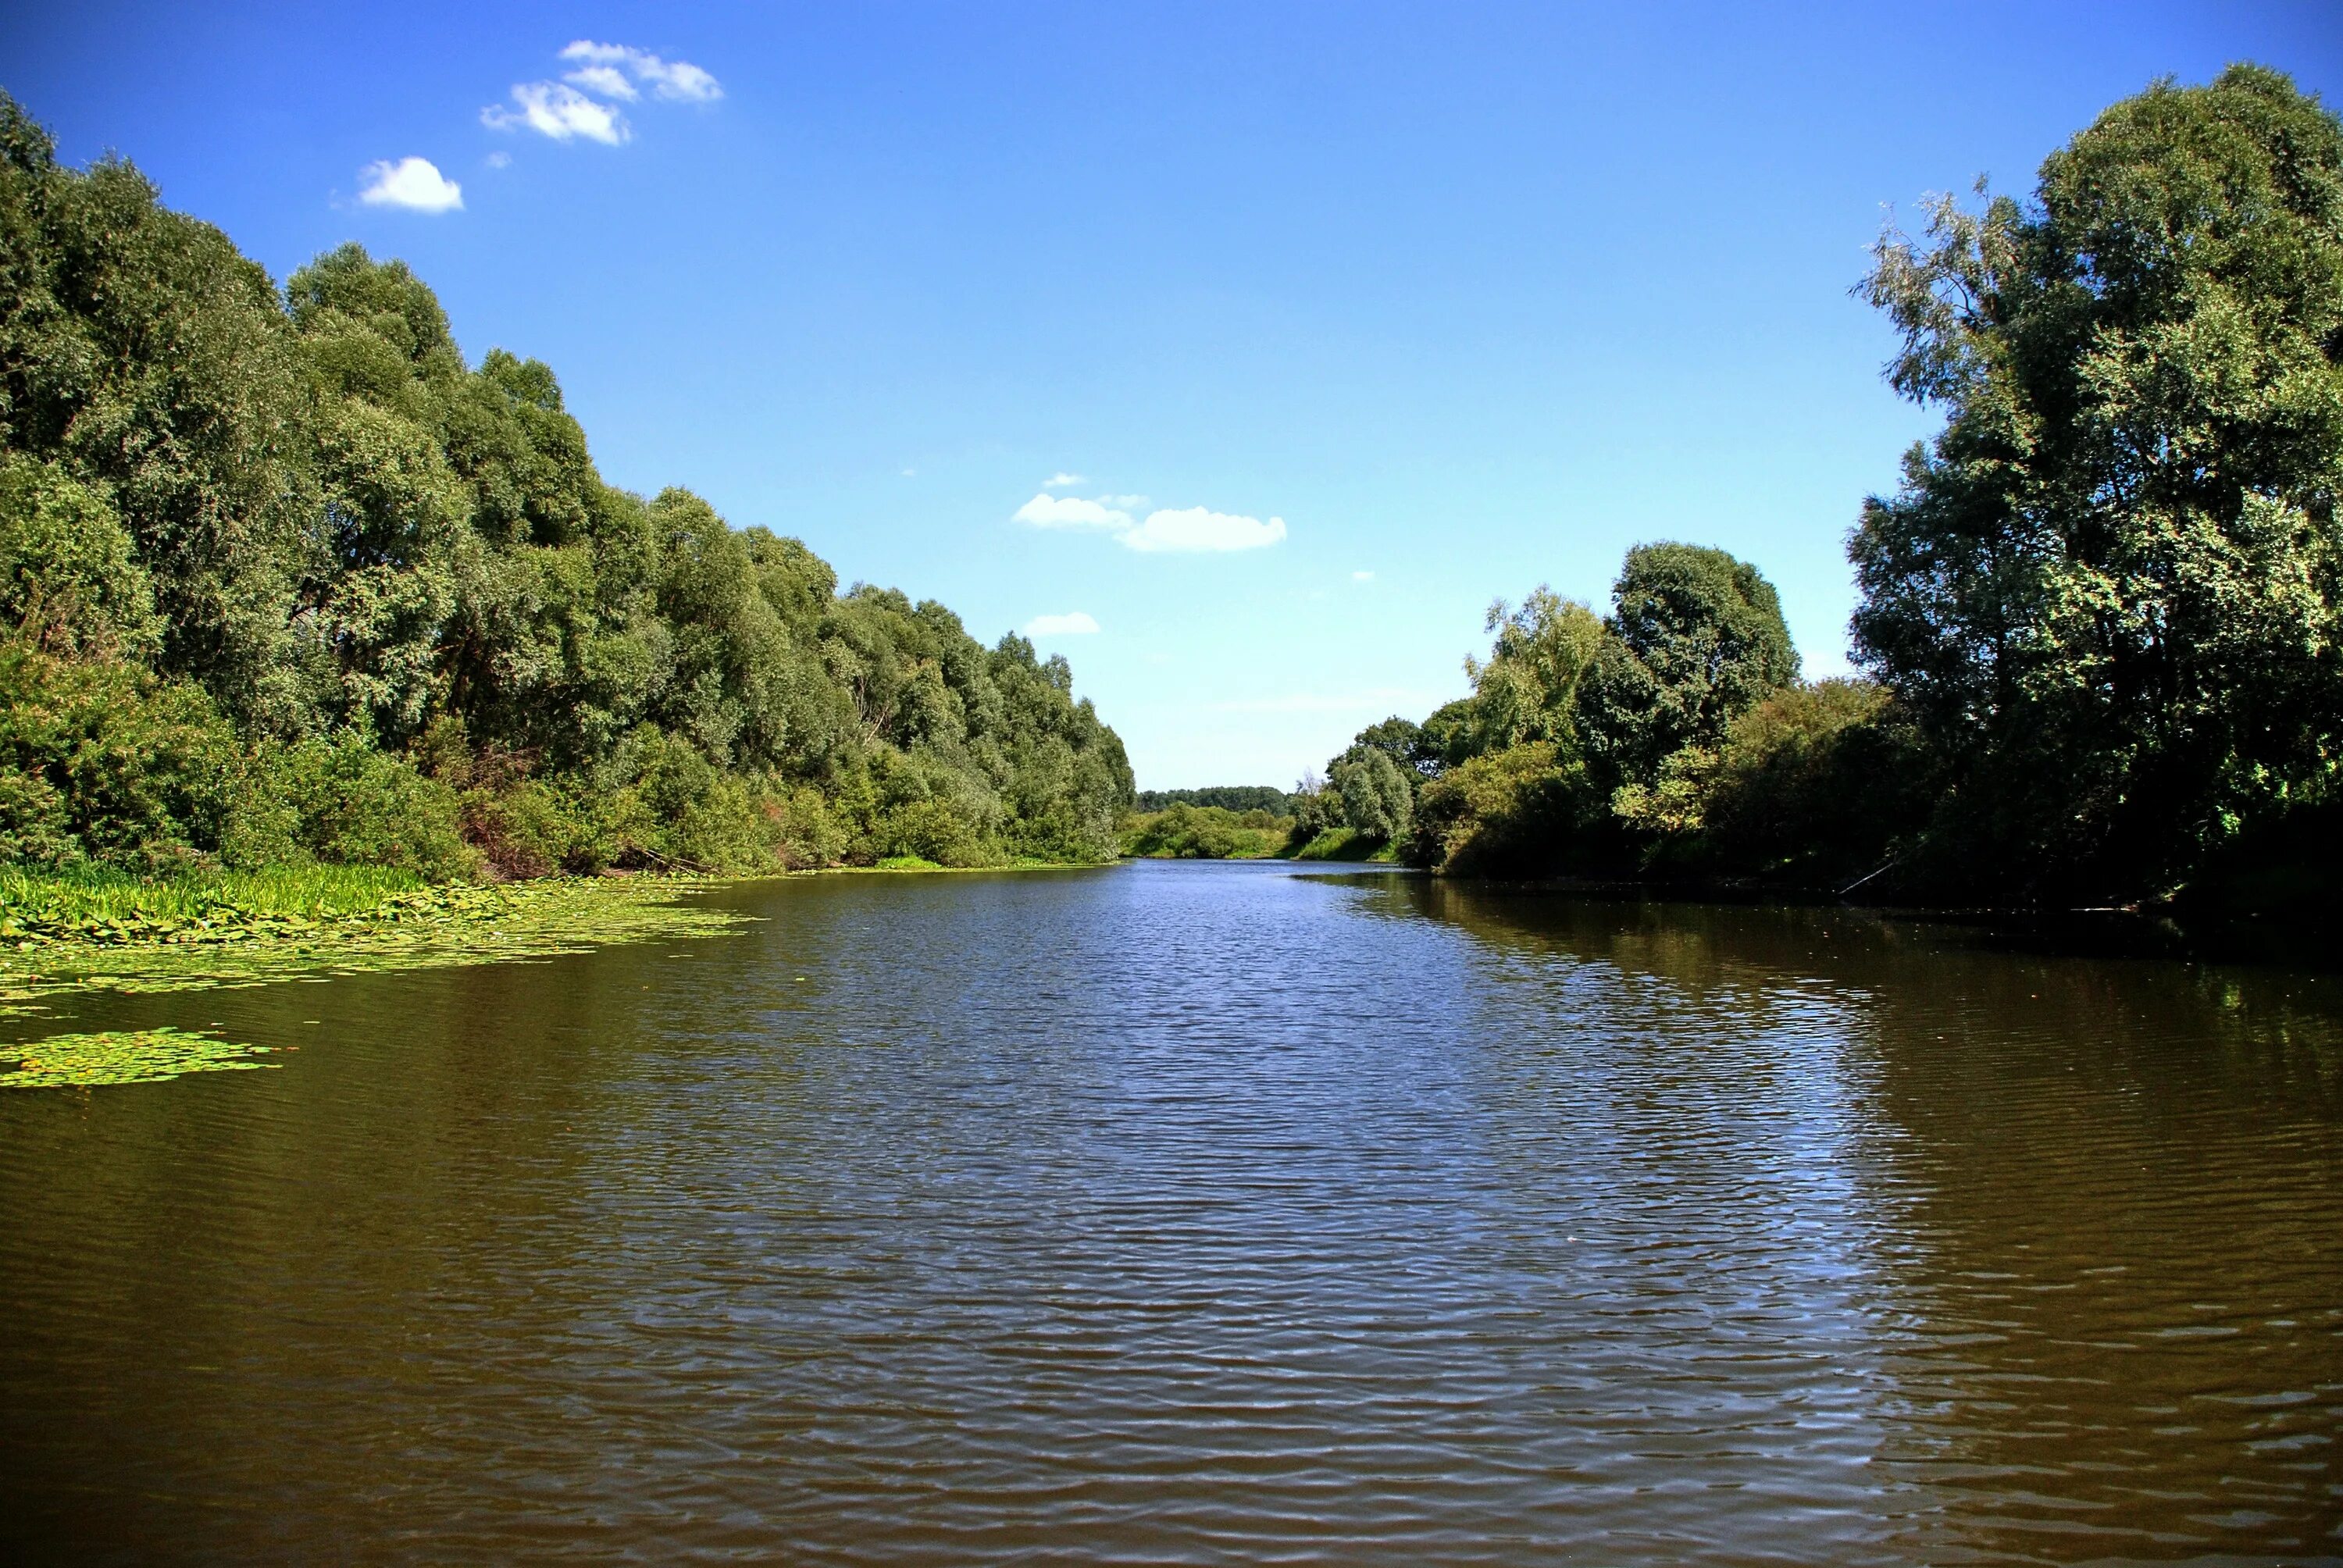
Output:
top-left (2, 862), bottom-right (2339, 1563)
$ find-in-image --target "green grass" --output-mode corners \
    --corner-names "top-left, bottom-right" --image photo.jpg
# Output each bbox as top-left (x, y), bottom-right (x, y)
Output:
top-left (1287, 827), bottom-right (1398, 862)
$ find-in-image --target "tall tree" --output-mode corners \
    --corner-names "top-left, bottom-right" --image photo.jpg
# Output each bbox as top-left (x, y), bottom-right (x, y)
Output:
top-left (1852, 65), bottom-right (2343, 895)
top-left (1578, 543), bottom-right (1799, 789)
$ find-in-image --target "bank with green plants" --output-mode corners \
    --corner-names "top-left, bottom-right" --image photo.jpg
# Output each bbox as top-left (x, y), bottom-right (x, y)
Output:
top-left (0, 94), bottom-right (1132, 895)
top-left (1273, 67), bottom-right (2343, 920)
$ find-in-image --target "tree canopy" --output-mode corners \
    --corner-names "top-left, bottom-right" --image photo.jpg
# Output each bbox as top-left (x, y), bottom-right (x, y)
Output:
top-left (0, 95), bottom-right (1132, 876)
top-left (1852, 63), bottom-right (2343, 896)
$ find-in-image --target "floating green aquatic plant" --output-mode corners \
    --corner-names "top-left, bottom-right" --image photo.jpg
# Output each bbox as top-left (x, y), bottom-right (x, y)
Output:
top-left (0, 1026), bottom-right (277, 1089)
top-left (0, 876), bottom-right (754, 1024)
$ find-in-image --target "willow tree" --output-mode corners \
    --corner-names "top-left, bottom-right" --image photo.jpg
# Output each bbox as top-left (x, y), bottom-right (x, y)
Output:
top-left (1852, 66), bottom-right (2343, 896)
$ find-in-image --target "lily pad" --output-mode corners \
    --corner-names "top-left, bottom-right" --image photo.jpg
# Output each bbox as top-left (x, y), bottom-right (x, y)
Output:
top-left (0, 1026), bottom-right (276, 1089)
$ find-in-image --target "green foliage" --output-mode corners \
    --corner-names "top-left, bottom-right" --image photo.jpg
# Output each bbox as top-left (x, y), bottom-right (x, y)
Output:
top-left (1330, 746), bottom-right (1413, 842)
top-left (0, 454), bottom-right (161, 657)
top-left (1578, 543), bottom-right (1799, 792)
top-left (1406, 743), bottom-right (1588, 875)
top-left (0, 860), bottom-right (423, 940)
top-left (1852, 65), bottom-right (2343, 899)
top-left (0, 640), bottom-right (240, 869)
top-left (1134, 785), bottom-right (1295, 815)
top-left (237, 734), bottom-right (475, 879)
top-left (1122, 802), bottom-right (1292, 859)
top-left (0, 94), bottom-right (1132, 886)
top-left (1696, 681), bottom-right (1933, 884)
top-left (1462, 587), bottom-right (1607, 755)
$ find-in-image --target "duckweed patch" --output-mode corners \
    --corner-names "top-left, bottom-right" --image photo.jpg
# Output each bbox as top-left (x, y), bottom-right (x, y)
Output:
top-left (0, 1026), bottom-right (276, 1089)
top-left (0, 877), bottom-right (754, 1024)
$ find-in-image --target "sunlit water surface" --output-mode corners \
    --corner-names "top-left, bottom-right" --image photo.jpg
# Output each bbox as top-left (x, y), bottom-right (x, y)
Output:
top-left (2, 863), bottom-right (2338, 1563)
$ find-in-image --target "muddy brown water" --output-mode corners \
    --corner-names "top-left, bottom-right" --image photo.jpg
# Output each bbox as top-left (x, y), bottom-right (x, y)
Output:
top-left (2, 862), bottom-right (2338, 1563)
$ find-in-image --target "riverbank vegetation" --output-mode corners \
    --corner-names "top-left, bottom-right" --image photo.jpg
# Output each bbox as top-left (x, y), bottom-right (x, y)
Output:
top-left (1121, 803), bottom-right (1294, 859)
top-left (0, 94), bottom-right (1132, 892)
top-left (1290, 67), bottom-right (2343, 914)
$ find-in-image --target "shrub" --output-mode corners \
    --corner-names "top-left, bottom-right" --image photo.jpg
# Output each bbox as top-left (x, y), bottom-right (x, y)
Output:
top-left (1699, 680), bottom-right (1931, 886)
top-left (242, 733), bottom-right (476, 879)
top-left (0, 643), bottom-right (240, 868)
top-left (1407, 742), bottom-right (1589, 874)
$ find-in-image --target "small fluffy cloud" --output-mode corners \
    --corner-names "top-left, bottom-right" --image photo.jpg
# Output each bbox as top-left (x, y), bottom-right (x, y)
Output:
top-left (1014, 494), bottom-right (1134, 531)
top-left (358, 156), bottom-right (464, 213)
top-left (483, 82), bottom-right (629, 143)
top-left (1352, 569), bottom-right (1375, 582)
top-left (1042, 472), bottom-right (1084, 489)
top-left (561, 41), bottom-right (723, 102)
top-left (1122, 506), bottom-right (1287, 554)
top-left (1024, 611), bottom-right (1101, 637)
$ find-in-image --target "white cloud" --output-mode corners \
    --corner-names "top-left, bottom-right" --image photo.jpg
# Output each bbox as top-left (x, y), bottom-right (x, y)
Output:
top-left (483, 82), bottom-right (629, 144)
top-left (485, 150), bottom-right (512, 169)
top-left (563, 63), bottom-right (638, 101)
top-left (1042, 472), bottom-right (1084, 489)
top-left (1352, 569), bottom-right (1375, 582)
top-left (561, 41), bottom-right (723, 102)
top-left (1013, 494), bottom-right (1133, 530)
top-left (357, 156), bottom-right (464, 213)
top-left (1024, 611), bottom-right (1101, 637)
top-left (1121, 506), bottom-right (1287, 553)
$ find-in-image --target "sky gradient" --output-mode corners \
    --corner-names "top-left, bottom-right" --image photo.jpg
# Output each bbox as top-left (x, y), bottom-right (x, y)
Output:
top-left (5, 2), bottom-right (2338, 787)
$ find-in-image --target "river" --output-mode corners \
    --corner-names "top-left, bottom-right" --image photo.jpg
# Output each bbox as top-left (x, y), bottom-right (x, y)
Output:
top-left (2, 861), bottom-right (2338, 1563)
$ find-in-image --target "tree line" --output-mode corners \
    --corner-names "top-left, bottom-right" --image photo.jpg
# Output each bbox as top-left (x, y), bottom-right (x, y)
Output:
top-left (0, 96), bottom-right (1134, 878)
top-left (1295, 66), bottom-right (2343, 911)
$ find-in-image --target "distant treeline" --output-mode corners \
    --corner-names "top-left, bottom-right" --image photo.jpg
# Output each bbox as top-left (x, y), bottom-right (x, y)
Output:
top-left (1290, 67), bottom-right (2343, 912)
top-left (0, 96), bottom-right (1132, 878)
top-left (1134, 786), bottom-right (1296, 817)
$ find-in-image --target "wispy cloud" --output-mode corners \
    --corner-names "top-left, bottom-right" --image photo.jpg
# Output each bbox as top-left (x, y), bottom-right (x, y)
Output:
top-left (482, 42), bottom-right (720, 149)
top-left (483, 81), bottom-right (629, 144)
top-left (1013, 492), bottom-right (1288, 554)
top-left (1042, 472), bottom-right (1085, 490)
top-left (1122, 506), bottom-right (1286, 554)
top-left (358, 156), bottom-right (464, 212)
top-left (564, 63), bottom-right (637, 101)
top-left (1014, 494), bottom-right (1134, 530)
top-left (1352, 569), bottom-right (1375, 582)
top-left (1025, 611), bottom-right (1101, 637)
top-left (560, 41), bottom-right (723, 103)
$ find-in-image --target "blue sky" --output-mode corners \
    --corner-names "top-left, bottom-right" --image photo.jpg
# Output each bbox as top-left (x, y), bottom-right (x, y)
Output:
top-left (5, 2), bottom-right (2338, 788)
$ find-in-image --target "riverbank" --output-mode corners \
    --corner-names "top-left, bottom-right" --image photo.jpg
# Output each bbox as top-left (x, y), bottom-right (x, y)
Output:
top-left (1117, 807), bottom-right (1401, 863)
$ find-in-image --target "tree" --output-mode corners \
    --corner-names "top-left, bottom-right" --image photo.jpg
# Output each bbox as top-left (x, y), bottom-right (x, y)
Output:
top-left (1461, 586), bottom-right (1606, 755)
top-left (1851, 65), bottom-right (2343, 896)
top-left (1331, 745), bottom-right (1412, 842)
top-left (1578, 543), bottom-right (1799, 789)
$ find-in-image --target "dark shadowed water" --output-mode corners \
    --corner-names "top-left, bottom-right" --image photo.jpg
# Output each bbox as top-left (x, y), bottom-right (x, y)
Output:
top-left (2, 861), bottom-right (2339, 1563)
